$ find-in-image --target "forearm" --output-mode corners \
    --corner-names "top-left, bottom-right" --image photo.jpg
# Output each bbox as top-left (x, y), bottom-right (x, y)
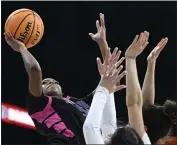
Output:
top-left (97, 40), bottom-right (109, 60)
top-left (142, 62), bottom-right (155, 105)
top-left (101, 93), bottom-right (117, 140)
top-left (19, 47), bottom-right (41, 75)
top-left (83, 86), bottom-right (109, 144)
top-left (126, 58), bottom-right (142, 106)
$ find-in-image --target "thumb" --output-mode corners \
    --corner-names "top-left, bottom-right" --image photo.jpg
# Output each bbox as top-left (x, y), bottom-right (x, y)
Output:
top-left (151, 50), bottom-right (157, 58)
top-left (88, 33), bottom-right (94, 38)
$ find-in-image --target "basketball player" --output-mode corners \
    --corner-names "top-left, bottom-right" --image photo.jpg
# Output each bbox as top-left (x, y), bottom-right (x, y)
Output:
top-left (90, 13), bottom-right (177, 144)
top-left (4, 17), bottom-right (125, 145)
top-left (83, 31), bottom-right (151, 144)
top-left (140, 37), bottom-right (177, 144)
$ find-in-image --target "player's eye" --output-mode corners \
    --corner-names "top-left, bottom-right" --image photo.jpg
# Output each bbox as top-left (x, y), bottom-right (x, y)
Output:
top-left (55, 81), bottom-right (59, 84)
top-left (42, 81), bottom-right (47, 84)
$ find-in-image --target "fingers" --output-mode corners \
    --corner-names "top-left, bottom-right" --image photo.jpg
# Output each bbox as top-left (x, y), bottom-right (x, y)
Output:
top-left (100, 13), bottom-right (105, 29)
top-left (116, 70), bottom-right (126, 82)
top-left (157, 37), bottom-right (168, 50)
top-left (142, 31), bottom-right (149, 48)
top-left (4, 30), bottom-right (15, 42)
top-left (142, 41), bottom-right (149, 49)
top-left (156, 38), bottom-right (165, 47)
top-left (6, 30), bottom-right (14, 41)
top-left (115, 85), bottom-right (126, 92)
top-left (111, 47), bottom-right (118, 58)
top-left (96, 20), bottom-right (101, 32)
top-left (131, 35), bottom-right (139, 45)
top-left (153, 37), bottom-right (168, 57)
top-left (115, 57), bottom-right (125, 68)
top-left (114, 50), bottom-right (121, 63)
top-left (137, 32), bottom-right (144, 46)
top-left (110, 47), bottom-right (118, 65)
top-left (160, 37), bottom-right (168, 49)
top-left (97, 57), bottom-right (104, 76)
top-left (145, 31), bottom-right (150, 42)
top-left (4, 31), bottom-right (14, 46)
top-left (116, 65), bottom-right (124, 75)
top-left (4, 32), bottom-right (10, 40)
top-left (141, 31), bottom-right (149, 45)
top-left (138, 31), bottom-right (148, 47)
top-left (111, 65), bottom-right (123, 79)
top-left (108, 64), bottom-right (117, 77)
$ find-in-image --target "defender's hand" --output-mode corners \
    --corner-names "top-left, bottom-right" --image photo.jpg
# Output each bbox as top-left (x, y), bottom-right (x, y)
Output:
top-left (97, 48), bottom-right (126, 93)
top-left (147, 37), bottom-right (168, 63)
top-left (125, 31), bottom-right (149, 59)
top-left (89, 13), bottom-right (106, 43)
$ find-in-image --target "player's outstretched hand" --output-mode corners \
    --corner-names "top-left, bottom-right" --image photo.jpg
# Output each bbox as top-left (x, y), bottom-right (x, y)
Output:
top-left (97, 48), bottom-right (126, 93)
top-left (147, 37), bottom-right (168, 63)
top-left (4, 31), bottom-right (26, 52)
top-left (89, 13), bottom-right (106, 43)
top-left (125, 31), bottom-right (149, 59)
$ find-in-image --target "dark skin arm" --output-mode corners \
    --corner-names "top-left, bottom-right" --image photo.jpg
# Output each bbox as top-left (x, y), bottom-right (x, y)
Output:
top-left (5, 32), bottom-right (42, 97)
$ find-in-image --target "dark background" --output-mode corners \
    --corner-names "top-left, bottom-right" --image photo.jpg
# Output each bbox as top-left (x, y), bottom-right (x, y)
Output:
top-left (1, 1), bottom-right (176, 144)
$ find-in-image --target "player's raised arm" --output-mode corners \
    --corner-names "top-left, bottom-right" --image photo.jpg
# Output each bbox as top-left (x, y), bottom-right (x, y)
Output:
top-left (4, 31), bottom-right (42, 97)
top-left (89, 13), bottom-right (108, 60)
top-left (125, 31), bottom-right (149, 137)
top-left (83, 48), bottom-right (126, 144)
top-left (142, 38), bottom-right (168, 105)
top-left (99, 47), bottom-right (126, 140)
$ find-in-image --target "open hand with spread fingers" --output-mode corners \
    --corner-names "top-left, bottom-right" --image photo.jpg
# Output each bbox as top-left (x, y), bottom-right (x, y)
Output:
top-left (147, 37), bottom-right (168, 63)
top-left (4, 31), bottom-right (26, 52)
top-left (89, 13), bottom-right (106, 43)
top-left (125, 31), bottom-right (149, 59)
top-left (97, 48), bottom-right (126, 94)
top-left (98, 47), bottom-right (125, 76)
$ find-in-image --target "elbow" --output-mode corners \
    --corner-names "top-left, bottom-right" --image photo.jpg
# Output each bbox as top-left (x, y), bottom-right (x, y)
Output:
top-left (126, 93), bottom-right (143, 107)
top-left (83, 121), bottom-right (92, 133)
top-left (30, 63), bottom-right (41, 72)
top-left (143, 99), bottom-right (154, 105)
top-left (83, 120), bottom-right (99, 134)
top-left (31, 61), bottom-right (41, 70)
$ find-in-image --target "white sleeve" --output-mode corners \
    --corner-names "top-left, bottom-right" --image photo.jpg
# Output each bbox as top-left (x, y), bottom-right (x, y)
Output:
top-left (101, 93), bottom-right (117, 141)
top-left (83, 86), bottom-right (109, 144)
top-left (141, 132), bottom-right (151, 144)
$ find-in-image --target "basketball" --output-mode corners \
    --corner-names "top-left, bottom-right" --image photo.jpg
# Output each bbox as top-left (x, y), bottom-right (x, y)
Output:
top-left (4, 8), bottom-right (44, 48)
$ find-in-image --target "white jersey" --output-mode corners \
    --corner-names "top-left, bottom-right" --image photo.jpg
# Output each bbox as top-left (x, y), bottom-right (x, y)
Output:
top-left (83, 86), bottom-right (151, 144)
top-left (142, 132), bottom-right (151, 144)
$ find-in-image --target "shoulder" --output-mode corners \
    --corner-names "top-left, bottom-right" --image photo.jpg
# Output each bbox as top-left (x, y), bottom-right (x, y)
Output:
top-left (27, 92), bottom-right (48, 104)
top-left (27, 93), bottom-right (51, 114)
top-left (66, 96), bottom-right (80, 102)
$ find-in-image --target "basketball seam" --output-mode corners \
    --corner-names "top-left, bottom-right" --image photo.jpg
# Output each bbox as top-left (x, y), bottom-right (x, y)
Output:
top-left (25, 11), bottom-right (36, 45)
top-left (13, 13), bottom-right (33, 38)
top-left (34, 14), bottom-right (44, 43)
top-left (5, 10), bottom-right (32, 30)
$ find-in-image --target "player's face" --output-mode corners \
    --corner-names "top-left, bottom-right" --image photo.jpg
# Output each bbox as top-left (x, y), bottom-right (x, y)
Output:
top-left (42, 78), bottom-right (62, 96)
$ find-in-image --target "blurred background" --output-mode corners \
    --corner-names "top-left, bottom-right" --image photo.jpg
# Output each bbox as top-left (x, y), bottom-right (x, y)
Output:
top-left (1, 1), bottom-right (176, 144)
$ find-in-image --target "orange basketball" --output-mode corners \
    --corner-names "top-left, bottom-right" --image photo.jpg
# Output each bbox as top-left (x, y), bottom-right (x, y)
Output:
top-left (4, 8), bottom-right (44, 48)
